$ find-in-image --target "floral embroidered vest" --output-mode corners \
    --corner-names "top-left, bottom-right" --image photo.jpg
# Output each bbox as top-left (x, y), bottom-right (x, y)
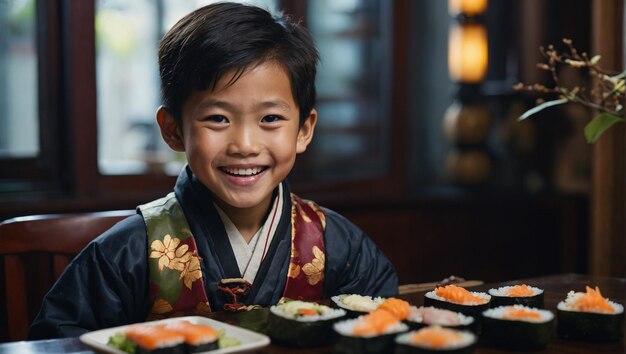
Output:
top-left (139, 191), bottom-right (326, 319)
top-left (139, 193), bottom-right (211, 320)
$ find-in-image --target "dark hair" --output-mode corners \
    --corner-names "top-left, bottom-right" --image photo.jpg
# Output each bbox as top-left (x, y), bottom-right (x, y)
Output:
top-left (158, 2), bottom-right (319, 126)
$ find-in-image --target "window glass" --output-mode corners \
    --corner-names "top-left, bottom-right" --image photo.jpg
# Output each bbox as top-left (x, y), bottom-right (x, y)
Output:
top-left (293, 0), bottom-right (391, 182)
top-left (96, 0), bottom-right (277, 175)
top-left (0, 0), bottom-right (38, 158)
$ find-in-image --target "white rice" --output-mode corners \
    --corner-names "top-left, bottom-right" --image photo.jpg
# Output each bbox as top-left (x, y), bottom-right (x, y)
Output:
top-left (488, 285), bottom-right (543, 297)
top-left (270, 300), bottom-right (346, 322)
top-left (482, 305), bottom-right (554, 323)
top-left (425, 290), bottom-right (491, 305)
top-left (395, 327), bottom-right (476, 349)
top-left (331, 294), bottom-right (385, 312)
top-left (557, 291), bottom-right (624, 314)
top-left (333, 316), bottom-right (409, 338)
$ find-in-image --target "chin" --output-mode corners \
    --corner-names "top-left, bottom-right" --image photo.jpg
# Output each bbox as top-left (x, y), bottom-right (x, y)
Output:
top-left (223, 195), bottom-right (266, 209)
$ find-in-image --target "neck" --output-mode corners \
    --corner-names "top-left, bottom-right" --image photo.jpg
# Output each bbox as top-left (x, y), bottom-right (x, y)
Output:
top-left (215, 195), bottom-right (274, 243)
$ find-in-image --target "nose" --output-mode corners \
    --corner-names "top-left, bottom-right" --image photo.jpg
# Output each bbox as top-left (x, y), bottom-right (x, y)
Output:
top-left (226, 123), bottom-right (261, 156)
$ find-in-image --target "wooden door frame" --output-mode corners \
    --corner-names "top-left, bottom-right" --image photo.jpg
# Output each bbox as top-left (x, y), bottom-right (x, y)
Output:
top-left (590, 0), bottom-right (625, 276)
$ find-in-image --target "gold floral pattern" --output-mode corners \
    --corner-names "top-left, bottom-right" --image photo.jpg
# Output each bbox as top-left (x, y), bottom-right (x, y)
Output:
top-left (302, 246), bottom-right (324, 285)
top-left (150, 234), bottom-right (203, 290)
top-left (180, 253), bottom-right (203, 289)
top-left (195, 302), bottom-right (212, 317)
top-left (149, 234), bottom-right (191, 271)
top-left (150, 298), bottom-right (173, 315)
top-left (288, 262), bottom-right (301, 278)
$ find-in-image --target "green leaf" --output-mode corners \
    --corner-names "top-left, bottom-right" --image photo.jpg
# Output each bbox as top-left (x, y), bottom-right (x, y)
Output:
top-left (517, 98), bottom-right (569, 121)
top-left (589, 55), bottom-right (601, 65)
top-left (584, 113), bottom-right (625, 143)
top-left (610, 70), bottom-right (626, 81)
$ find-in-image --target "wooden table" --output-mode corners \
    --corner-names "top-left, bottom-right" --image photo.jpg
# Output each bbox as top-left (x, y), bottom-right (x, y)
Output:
top-left (1, 273), bottom-right (625, 353)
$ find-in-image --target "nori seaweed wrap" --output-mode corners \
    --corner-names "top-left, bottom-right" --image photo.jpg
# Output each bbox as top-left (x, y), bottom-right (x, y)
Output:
top-left (556, 286), bottom-right (624, 341)
top-left (481, 305), bottom-right (554, 350)
top-left (423, 285), bottom-right (491, 319)
top-left (266, 300), bottom-right (346, 347)
top-left (488, 284), bottom-right (544, 308)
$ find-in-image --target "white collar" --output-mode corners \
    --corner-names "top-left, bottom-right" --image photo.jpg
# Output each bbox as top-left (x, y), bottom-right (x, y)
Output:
top-left (214, 184), bottom-right (284, 283)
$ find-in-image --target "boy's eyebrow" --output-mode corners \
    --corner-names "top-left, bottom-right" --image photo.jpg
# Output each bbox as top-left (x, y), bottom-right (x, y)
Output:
top-left (258, 100), bottom-right (292, 110)
top-left (197, 99), bottom-right (292, 111)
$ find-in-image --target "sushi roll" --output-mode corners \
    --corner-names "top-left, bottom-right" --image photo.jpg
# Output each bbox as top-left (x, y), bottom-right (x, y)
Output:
top-left (405, 306), bottom-right (475, 332)
top-left (488, 284), bottom-right (544, 308)
top-left (394, 326), bottom-right (476, 354)
top-left (162, 320), bottom-right (219, 353)
top-left (333, 308), bottom-right (409, 354)
top-left (267, 300), bottom-right (346, 347)
top-left (481, 305), bottom-right (554, 350)
top-left (331, 294), bottom-right (385, 318)
top-left (424, 285), bottom-right (490, 318)
top-left (557, 286), bottom-right (624, 341)
top-left (377, 297), bottom-right (411, 321)
top-left (124, 324), bottom-right (186, 354)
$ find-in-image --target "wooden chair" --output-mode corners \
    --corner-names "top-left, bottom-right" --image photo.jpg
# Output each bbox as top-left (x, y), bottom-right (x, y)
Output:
top-left (0, 209), bottom-right (135, 342)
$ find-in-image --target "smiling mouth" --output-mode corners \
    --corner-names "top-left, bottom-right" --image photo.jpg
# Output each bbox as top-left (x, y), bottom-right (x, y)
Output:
top-left (221, 166), bottom-right (267, 177)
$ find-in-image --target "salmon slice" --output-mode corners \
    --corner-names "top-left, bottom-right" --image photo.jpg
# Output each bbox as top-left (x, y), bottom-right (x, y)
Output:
top-left (435, 285), bottom-right (488, 305)
top-left (410, 326), bottom-right (463, 348)
top-left (125, 324), bottom-right (185, 350)
top-left (163, 320), bottom-right (219, 345)
top-left (507, 284), bottom-right (535, 297)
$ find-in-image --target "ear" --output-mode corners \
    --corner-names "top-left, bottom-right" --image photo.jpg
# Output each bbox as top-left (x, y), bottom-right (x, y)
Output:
top-left (296, 108), bottom-right (317, 154)
top-left (156, 106), bottom-right (185, 152)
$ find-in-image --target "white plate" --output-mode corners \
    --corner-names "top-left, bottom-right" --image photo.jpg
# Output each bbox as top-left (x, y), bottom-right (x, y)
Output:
top-left (79, 316), bottom-right (271, 354)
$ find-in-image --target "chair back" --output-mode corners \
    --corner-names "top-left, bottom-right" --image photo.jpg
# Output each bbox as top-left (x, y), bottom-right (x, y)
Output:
top-left (0, 210), bottom-right (135, 342)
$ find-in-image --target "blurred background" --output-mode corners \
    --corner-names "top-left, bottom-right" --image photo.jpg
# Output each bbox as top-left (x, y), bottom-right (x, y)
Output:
top-left (0, 0), bottom-right (623, 286)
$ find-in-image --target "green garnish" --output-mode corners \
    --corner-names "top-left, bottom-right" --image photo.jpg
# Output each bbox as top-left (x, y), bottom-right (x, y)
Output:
top-left (107, 332), bottom-right (136, 354)
top-left (218, 329), bottom-right (241, 348)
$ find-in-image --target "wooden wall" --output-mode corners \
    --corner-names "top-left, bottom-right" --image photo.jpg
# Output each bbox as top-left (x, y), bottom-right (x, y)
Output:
top-left (336, 194), bottom-right (588, 285)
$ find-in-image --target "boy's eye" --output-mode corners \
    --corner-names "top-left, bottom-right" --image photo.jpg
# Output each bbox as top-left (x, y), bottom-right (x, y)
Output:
top-left (261, 115), bottom-right (282, 123)
top-left (204, 115), bottom-right (228, 123)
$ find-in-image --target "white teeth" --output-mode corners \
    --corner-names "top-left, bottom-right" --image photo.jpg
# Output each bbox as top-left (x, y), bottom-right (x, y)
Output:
top-left (224, 167), bottom-right (264, 176)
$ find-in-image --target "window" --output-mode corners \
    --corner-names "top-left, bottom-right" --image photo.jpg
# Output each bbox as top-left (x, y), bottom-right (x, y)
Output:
top-left (0, 0), bottom-right (38, 159)
top-left (0, 0), bottom-right (65, 196)
top-left (289, 0), bottom-right (393, 184)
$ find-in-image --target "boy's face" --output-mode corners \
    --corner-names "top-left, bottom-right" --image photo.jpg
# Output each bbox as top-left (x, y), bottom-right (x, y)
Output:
top-left (157, 61), bottom-right (316, 215)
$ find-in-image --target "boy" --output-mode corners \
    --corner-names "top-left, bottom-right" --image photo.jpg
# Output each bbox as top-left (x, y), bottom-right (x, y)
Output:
top-left (29, 2), bottom-right (397, 338)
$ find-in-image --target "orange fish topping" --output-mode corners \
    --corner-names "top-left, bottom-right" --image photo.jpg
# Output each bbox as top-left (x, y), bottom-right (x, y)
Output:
top-left (352, 308), bottom-right (399, 335)
top-left (507, 284), bottom-right (534, 297)
top-left (297, 308), bottom-right (319, 316)
top-left (163, 320), bottom-right (218, 345)
top-left (435, 285), bottom-right (488, 305)
top-left (378, 298), bottom-right (411, 320)
top-left (125, 325), bottom-right (184, 350)
top-left (410, 326), bottom-right (462, 348)
top-left (572, 286), bottom-right (616, 313)
top-left (502, 307), bottom-right (541, 320)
